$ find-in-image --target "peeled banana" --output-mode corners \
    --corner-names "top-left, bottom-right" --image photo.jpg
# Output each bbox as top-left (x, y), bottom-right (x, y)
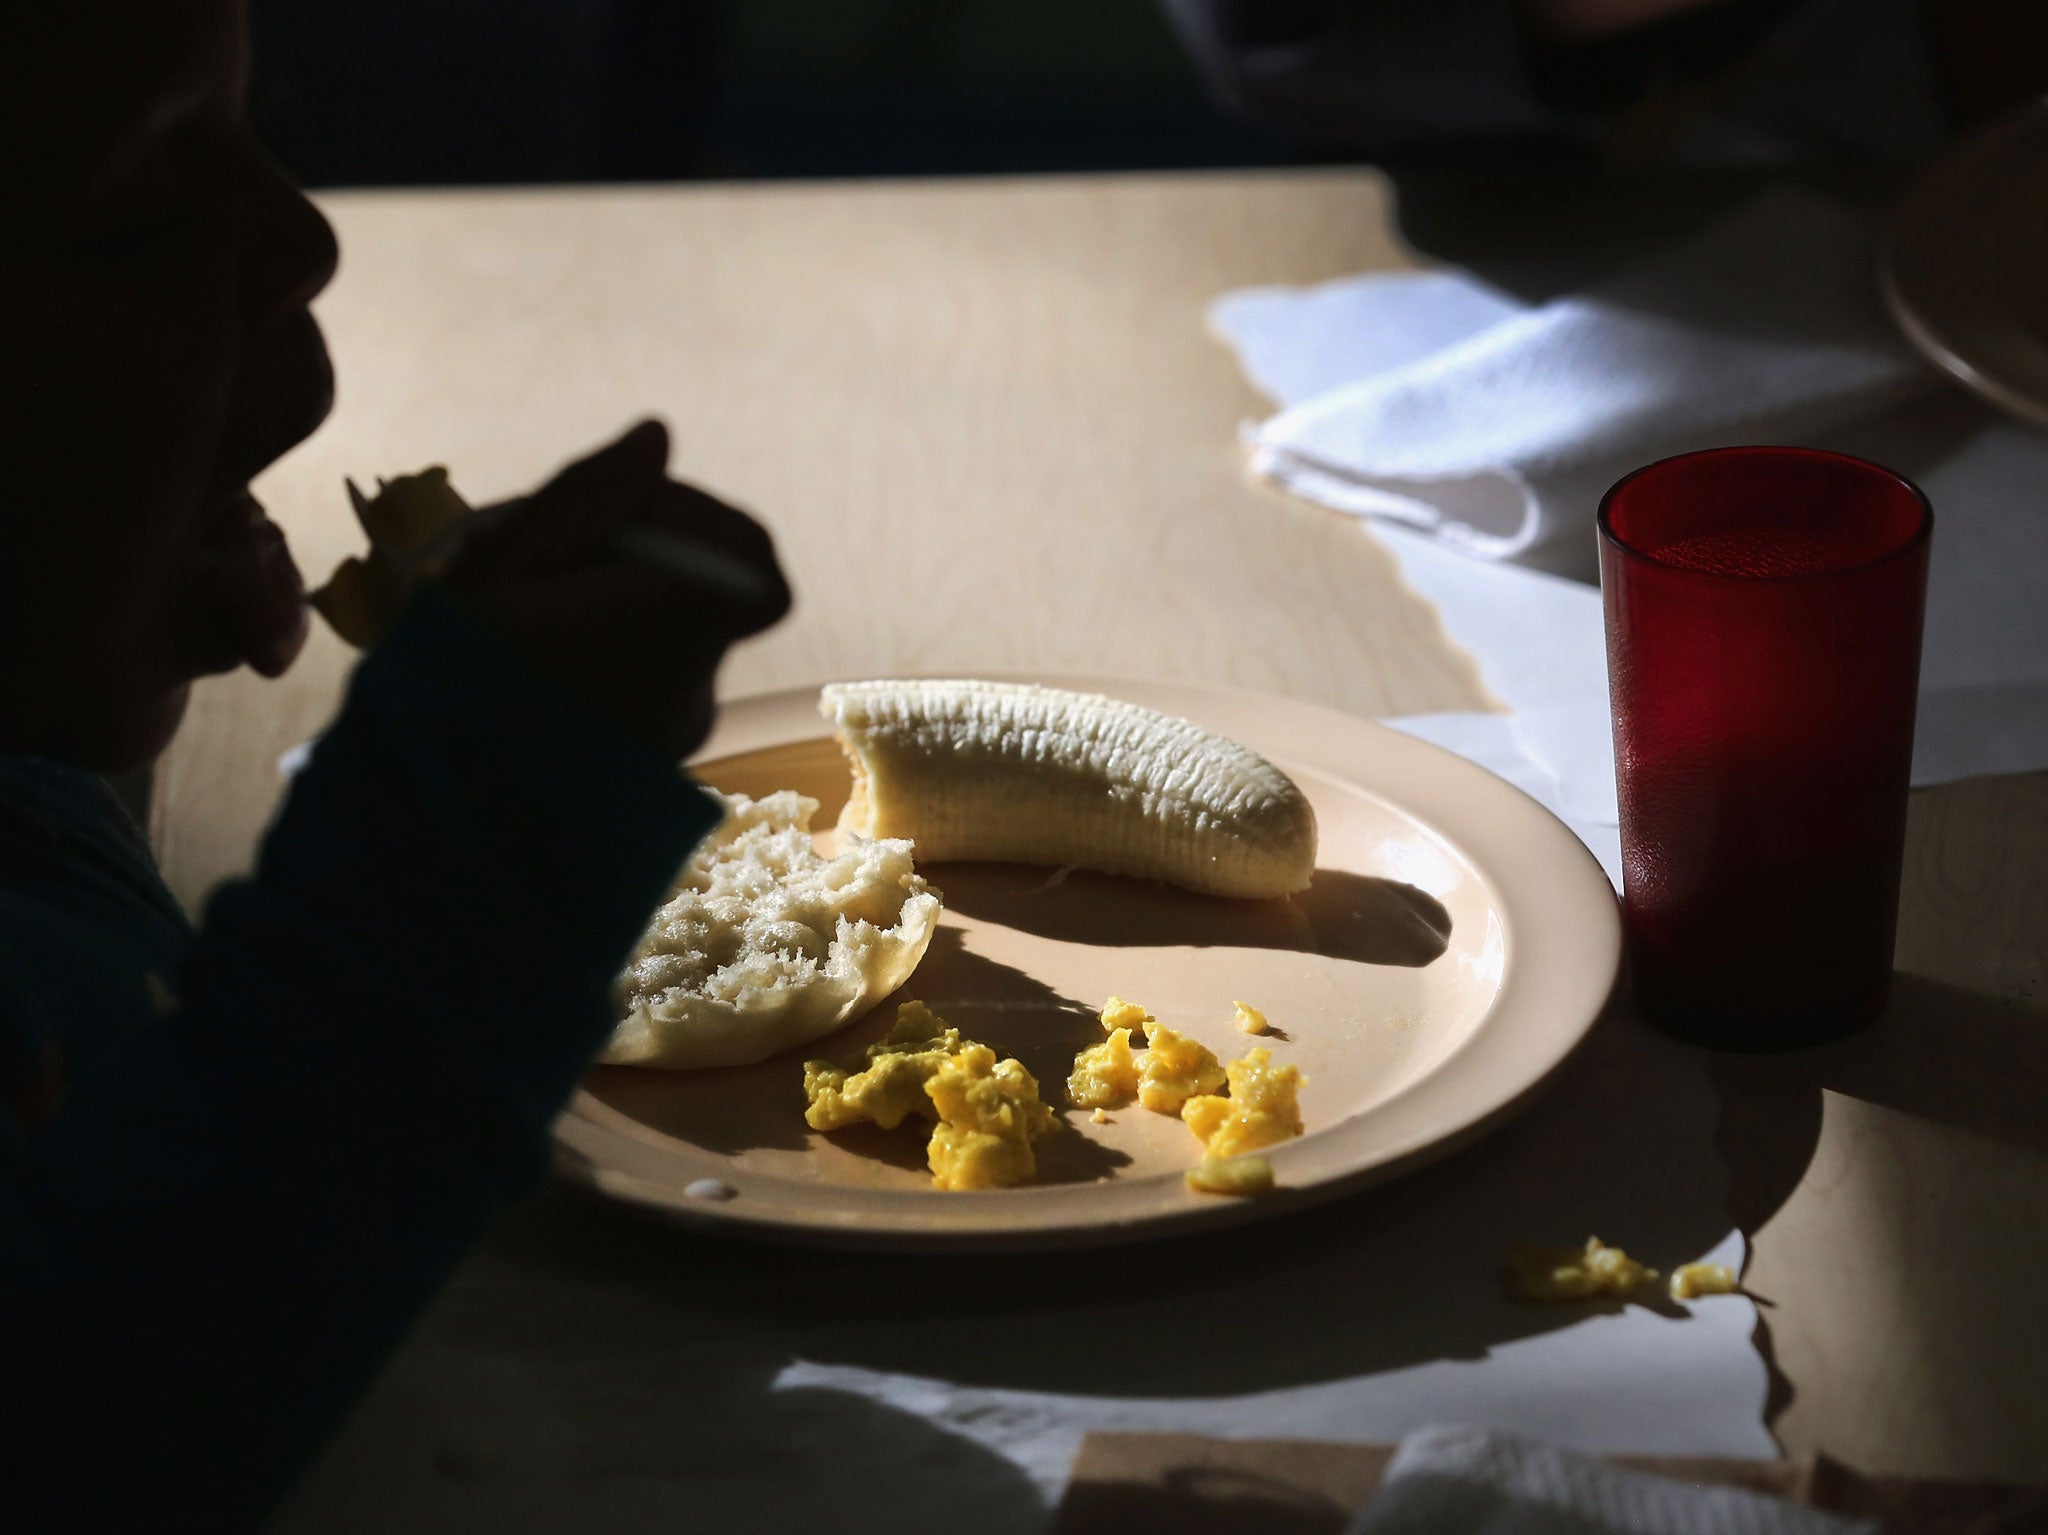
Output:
top-left (819, 680), bottom-right (1317, 899)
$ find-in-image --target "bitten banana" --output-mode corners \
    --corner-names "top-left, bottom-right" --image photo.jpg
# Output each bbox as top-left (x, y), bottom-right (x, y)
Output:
top-left (819, 680), bottom-right (1317, 898)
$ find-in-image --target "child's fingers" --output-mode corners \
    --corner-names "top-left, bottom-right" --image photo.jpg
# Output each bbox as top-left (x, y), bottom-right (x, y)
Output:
top-left (428, 420), bottom-right (792, 759)
top-left (643, 478), bottom-right (777, 561)
top-left (464, 562), bottom-right (741, 758)
top-left (629, 481), bottom-right (792, 636)
top-left (485, 419), bottom-right (671, 578)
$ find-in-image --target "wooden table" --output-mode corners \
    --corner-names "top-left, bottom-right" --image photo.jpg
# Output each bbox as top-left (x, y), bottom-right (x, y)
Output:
top-left (151, 171), bottom-right (2048, 1522)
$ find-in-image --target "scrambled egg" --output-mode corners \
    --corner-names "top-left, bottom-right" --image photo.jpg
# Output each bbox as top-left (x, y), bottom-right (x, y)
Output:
top-left (1137, 1022), bottom-right (1226, 1115)
top-left (1505, 1237), bottom-right (1659, 1302)
top-left (803, 1001), bottom-right (962, 1132)
top-left (1180, 1047), bottom-right (1303, 1160)
top-left (1186, 1155), bottom-right (1275, 1196)
top-left (1506, 1239), bottom-right (1744, 1302)
top-left (1067, 1027), bottom-right (1140, 1110)
top-left (1063, 997), bottom-right (1300, 1196)
top-left (925, 1043), bottom-right (1060, 1191)
top-left (813, 994), bottom-right (1305, 1197)
top-left (1669, 1262), bottom-right (1740, 1300)
top-left (802, 1001), bottom-right (1056, 1191)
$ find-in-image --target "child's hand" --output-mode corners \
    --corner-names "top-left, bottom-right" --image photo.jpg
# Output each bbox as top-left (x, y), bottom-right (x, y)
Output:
top-left (441, 420), bottom-right (790, 761)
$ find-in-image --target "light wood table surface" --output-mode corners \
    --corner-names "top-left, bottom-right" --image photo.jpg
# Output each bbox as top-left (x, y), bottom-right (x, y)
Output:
top-left (151, 171), bottom-right (2048, 1522)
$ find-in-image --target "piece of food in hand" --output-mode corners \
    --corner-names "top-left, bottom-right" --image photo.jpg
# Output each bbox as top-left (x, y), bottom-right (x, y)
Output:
top-left (1505, 1237), bottom-right (1661, 1302)
top-left (803, 1000), bottom-right (1058, 1191)
top-left (608, 790), bottom-right (941, 1068)
top-left (1181, 1046), bottom-right (1303, 1159)
top-left (1668, 1262), bottom-right (1740, 1300)
top-left (1186, 1154), bottom-right (1275, 1197)
top-left (308, 468), bottom-right (475, 646)
top-left (820, 680), bottom-right (1318, 898)
top-left (1135, 1021), bottom-right (1225, 1115)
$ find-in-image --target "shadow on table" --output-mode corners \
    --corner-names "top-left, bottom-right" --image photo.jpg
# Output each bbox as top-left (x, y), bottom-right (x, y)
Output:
top-left (1058, 1458), bottom-right (1362, 1535)
top-left (1709, 972), bottom-right (2048, 1236)
top-left (934, 864), bottom-right (1452, 968)
top-left (1703, 968), bottom-right (2048, 1430)
top-left (1385, 166), bottom-right (1909, 314)
top-left (1695, 771), bottom-right (2048, 1439)
top-left (275, 1345), bottom-right (1051, 1535)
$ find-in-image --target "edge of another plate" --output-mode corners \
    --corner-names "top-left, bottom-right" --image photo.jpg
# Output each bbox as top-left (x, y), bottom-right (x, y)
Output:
top-left (554, 675), bottom-right (1622, 1251)
top-left (1881, 95), bottom-right (2048, 430)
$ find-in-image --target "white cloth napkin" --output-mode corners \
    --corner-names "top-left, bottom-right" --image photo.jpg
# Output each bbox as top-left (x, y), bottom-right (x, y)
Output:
top-left (1347, 1426), bottom-right (1875, 1535)
top-left (1224, 192), bottom-right (1934, 566)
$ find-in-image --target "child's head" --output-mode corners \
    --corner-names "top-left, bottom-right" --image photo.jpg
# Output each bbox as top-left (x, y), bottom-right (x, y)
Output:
top-left (1, 0), bottom-right (338, 772)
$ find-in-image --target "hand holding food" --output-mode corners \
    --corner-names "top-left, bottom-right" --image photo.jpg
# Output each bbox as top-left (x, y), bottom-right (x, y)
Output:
top-left (312, 421), bottom-right (790, 761)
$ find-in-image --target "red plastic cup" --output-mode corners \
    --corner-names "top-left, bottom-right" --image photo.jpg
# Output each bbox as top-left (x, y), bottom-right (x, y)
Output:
top-left (1599, 447), bottom-right (1932, 1051)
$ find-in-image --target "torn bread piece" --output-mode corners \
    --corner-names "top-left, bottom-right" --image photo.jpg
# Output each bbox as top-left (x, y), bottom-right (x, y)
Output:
top-left (608, 790), bottom-right (942, 1068)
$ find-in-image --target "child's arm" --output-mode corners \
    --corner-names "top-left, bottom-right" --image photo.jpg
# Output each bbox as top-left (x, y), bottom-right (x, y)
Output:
top-left (2, 423), bottom-right (787, 1526)
top-left (2, 588), bottom-right (716, 1524)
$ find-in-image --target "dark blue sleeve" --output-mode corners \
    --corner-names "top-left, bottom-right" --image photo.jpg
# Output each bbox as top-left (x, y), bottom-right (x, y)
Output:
top-left (2, 587), bottom-right (721, 1529)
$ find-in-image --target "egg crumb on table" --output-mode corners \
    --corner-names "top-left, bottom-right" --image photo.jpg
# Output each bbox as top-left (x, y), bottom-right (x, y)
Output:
top-left (1180, 1047), bottom-right (1304, 1160)
top-left (802, 1001), bottom-right (1057, 1191)
top-left (1505, 1237), bottom-right (1660, 1301)
top-left (1233, 1001), bottom-right (1270, 1035)
top-left (1186, 1155), bottom-right (1275, 1196)
top-left (1669, 1262), bottom-right (1740, 1299)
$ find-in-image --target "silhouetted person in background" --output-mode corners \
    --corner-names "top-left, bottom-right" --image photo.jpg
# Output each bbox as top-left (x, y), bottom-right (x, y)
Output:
top-left (1164, 0), bottom-right (2047, 166)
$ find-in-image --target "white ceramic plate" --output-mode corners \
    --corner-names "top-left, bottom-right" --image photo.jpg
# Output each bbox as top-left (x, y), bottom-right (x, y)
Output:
top-left (554, 677), bottom-right (1621, 1250)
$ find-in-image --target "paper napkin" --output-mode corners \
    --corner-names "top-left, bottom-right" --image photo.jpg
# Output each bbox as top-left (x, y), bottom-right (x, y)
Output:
top-left (1349, 1426), bottom-right (1875, 1535)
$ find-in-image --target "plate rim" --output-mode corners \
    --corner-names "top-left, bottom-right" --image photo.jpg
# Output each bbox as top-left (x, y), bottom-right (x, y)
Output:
top-left (554, 672), bottom-right (1623, 1251)
top-left (1880, 95), bottom-right (2048, 431)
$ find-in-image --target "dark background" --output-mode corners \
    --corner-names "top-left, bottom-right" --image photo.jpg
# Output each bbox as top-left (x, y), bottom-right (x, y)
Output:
top-left (248, 0), bottom-right (1302, 188)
